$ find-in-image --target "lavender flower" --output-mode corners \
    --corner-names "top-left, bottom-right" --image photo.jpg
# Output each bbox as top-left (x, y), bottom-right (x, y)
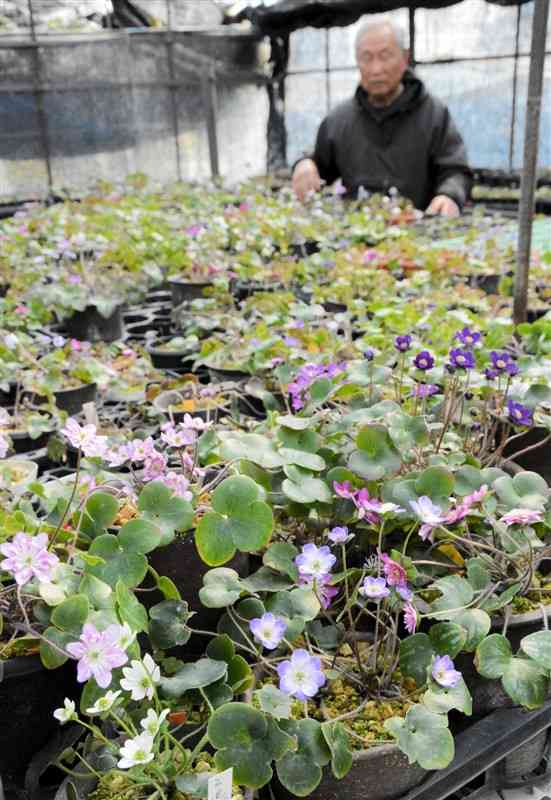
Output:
top-left (500, 508), bottom-right (543, 526)
top-left (359, 576), bottom-right (390, 600)
top-left (277, 649), bottom-right (326, 700)
top-left (159, 471), bottom-right (192, 501)
top-left (0, 532), bottom-right (59, 586)
top-left (394, 334), bottom-right (412, 353)
top-left (363, 349), bottom-right (375, 361)
top-left (413, 351), bottom-right (435, 371)
top-left (432, 655), bottom-right (462, 688)
top-left (396, 584), bottom-right (413, 602)
top-left (142, 451), bottom-right (168, 481)
top-left (160, 423), bottom-right (196, 448)
top-left (454, 327), bottom-right (481, 348)
top-left (410, 496), bottom-right (446, 541)
top-left (295, 543), bottom-right (336, 580)
top-left (507, 399), bottom-right (533, 427)
top-left (67, 623), bottom-right (128, 688)
top-left (506, 361), bottom-right (520, 377)
top-left (412, 383), bottom-right (439, 398)
top-left (249, 613), bottom-right (287, 650)
top-left (489, 351), bottom-right (512, 372)
top-left (328, 526), bottom-right (349, 544)
top-left (448, 348), bottom-right (475, 370)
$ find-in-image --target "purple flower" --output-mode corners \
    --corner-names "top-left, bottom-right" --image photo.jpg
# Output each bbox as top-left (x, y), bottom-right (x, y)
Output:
top-left (295, 544), bottom-right (336, 580)
top-left (333, 480), bottom-right (355, 499)
top-left (489, 351), bottom-right (512, 372)
top-left (283, 336), bottom-right (300, 347)
top-left (363, 349), bottom-right (375, 362)
top-left (67, 623), bottom-right (128, 688)
top-left (412, 383), bottom-right (439, 398)
top-left (413, 351), bottom-right (435, 371)
top-left (249, 613), bottom-right (287, 650)
top-left (485, 368), bottom-right (498, 381)
top-left (449, 348), bottom-right (475, 370)
top-left (500, 508), bottom-right (543, 526)
top-left (403, 603), bottom-right (418, 634)
top-left (300, 574), bottom-right (339, 609)
top-left (454, 327), bottom-right (481, 348)
top-left (394, 334), bottom-right (412, 353)
top-left (359, 576), bottom-right (390, 600)
top-left (507, 399), bottom-right (533, 427)
top-left (410, 497), bottom-right (446, 541)
top-left (0, 532), bottom-right (59, 586)
top-left (380, 553), bottom-right (407, 587)
top-left (277, 649), bottom-right (326, 700)
top-left (432, 655), bottom-right (461, 688)
top-left (354, 488), bottom-right (382, 524)
top-left (506, 361), bottom-right (520, 377)
top-left (396, 583), bottom-right (413, 602)
top-left (328, 526), bottom-right (349, 544)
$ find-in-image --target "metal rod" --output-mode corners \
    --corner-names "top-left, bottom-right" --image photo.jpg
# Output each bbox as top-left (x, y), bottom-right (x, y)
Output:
top-left (408, 6), bottom-right (416, 66)
top-left (165, 0), bottom-right (183, 182)
top-left (514, 0), bottom-right (550, 326)
top-left (325, 28), bottom-right (331, 113)
top-left (202, 66), bottom-right (220, 178)
top-left (27, 0), bottom-right (53, 194)
top-left (508, 4), bottom-right (522, 171)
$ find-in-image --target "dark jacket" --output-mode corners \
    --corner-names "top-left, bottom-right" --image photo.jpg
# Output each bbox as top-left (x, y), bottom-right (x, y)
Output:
top-left (309, 70), bottom-right (472, 209)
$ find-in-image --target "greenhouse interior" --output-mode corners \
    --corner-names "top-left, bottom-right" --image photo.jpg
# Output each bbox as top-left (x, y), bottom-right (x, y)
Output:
top-left (1, 0), bottom-right (551, 798)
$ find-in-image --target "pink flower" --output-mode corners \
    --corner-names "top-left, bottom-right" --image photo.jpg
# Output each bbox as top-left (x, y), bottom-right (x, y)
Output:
top-left (127, 438), bottom-right (156, 462)
top-left (0, 432), bottom-right (9, 459)
top-left (380, 552), bottom-right (407, 587)
top-left (181, 414), bottom-right (211, 432)
top-left (333, 480), bottom-right (355, 499)
top-left (465, 485), bottom-right (488, 505)
top-left (159, 472), bottom-right (192, 501)
top-left (354, 488), bottom-right (382, 524)
top-left (446, 485), bottom-right (489, 525)
top-left (500, 508), bottom-right (543, 526)
top-left (15, 305), bottom-right (29, 315)
top-left (142, 451), bottom-right (168, 481)
top-left (0, 532), bottom-right (59, 586)
top-left (67, 623), bottom-right (128, 688)
top-left (299, 574), bottom-right (338, 609)
top-left (70, 339), bottom-right (82, 351)
top-left (107, 444), bottom-right (132, 467)
top-left (403, 602), bottom-right (418, 634)
top-left (68, 274), bottom-right (82, 284)
top-left (61, 419), bottom-right (107, 458)
top-left (160, 423), bottom-right (196, 448)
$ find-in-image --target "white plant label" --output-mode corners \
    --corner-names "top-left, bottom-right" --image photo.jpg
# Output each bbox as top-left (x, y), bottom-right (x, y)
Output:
top-left (208, 768), bottom-right (233, 800)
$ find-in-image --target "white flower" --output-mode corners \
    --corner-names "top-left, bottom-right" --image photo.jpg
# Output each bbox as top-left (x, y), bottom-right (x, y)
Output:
top-left (53, 698), bottom-right (77, 724)
top-left (120, 653), bottom-right (160, 700)
top-left (117, 732), bottom-right (155, 769)
top-left (140, 708), bottom-right (170, 736)
top-left (85, 690), bottom-right (122, 715)
top-left (116, 622), bottom-right (136, 651)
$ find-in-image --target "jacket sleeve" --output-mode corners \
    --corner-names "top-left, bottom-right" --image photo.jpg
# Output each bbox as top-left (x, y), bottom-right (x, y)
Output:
top-left (430, 106), bottom-right (472, 209)
top-left (293, 116), bottom-right (340, 186)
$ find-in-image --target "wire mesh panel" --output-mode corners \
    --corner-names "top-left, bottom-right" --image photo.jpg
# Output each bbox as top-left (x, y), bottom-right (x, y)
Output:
top-left (512, 54), bottom-right (551, 169)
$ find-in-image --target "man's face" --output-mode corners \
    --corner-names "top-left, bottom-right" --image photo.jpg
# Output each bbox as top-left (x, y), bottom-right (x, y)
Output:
top-left (356, 26), bottom-right (408, 100)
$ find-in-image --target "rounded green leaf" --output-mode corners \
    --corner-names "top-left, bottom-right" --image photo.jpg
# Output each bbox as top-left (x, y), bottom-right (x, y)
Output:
top-left (161, 658), bottom-right (228, 698)
top-left (40, 627), bottom-right (72, 669)
top-left (207, 634), bottom-right (235, 664)
top-left (454, 609), bottom-right (491, 651)
top-left (429, 622), bottom-right (467, 658)
top-left (423, 677), bottom-right (472, 715)
top-left (385, 705), bottom-right (454, 770)
top-left (429, 576), bottom-right (474, 620)
top-left (138, 480), bottom-right (194, 541)
top-left (212, 476), bottom-right (263, 514)
top-left (51, 594), bottom-right (90, 634)
top-left (400, 633), bottom-right (434, 686)
top-left (196, 514), bottom-right (238, 566)
top-left (118, 519), bottom-right (162, 554)
top-left (415, 466), bottom-right (454, 503)
top-left (521, 630), bottom-right (551, 669)
top-left (79, 575), bottom-right (112, 609)
top-left (115, 579), bottom-right (148, 633)
top-left (199, 568), bottom-right (243, 608)
top-left (149, 600), bottom-right (192, 650)
top-left (82, 492), bottom-right (119, 538)
top-left (321, 721), bottom-right (353, 779)
top-left (87, 533), bottom-right (148, 588)
top-left (276, 718), bottom-right (331, 797)
top-left (475, 633), bottom-right (512, 678)
top-left (502, 657), bottom-right (548, 709)
top-left (279, 448), bottom-right (326, 472)
top-left (255, 685), bottom-right (292, 720)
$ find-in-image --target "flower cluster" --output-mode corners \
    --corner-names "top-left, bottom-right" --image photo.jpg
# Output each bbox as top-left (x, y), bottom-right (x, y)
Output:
top-left (288, 362), bottom-right (346, 411)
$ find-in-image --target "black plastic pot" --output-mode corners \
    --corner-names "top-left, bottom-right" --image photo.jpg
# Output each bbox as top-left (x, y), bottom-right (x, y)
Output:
top-left (208, 367), bottom-right (249, 383)
top-left (54, 382), bottom-right (97, 416)
top-left (0, 656), bottom-right (78, 778)
top-left (0, 381), bottom-right (17, 406)
top-left (503, 426), bottom-right (551, 482)
top-left (468, 273), bottom-right (501, 294)
top-left (146, 536), bottom-right (249, 654)
top-left (170, 280), bottom-right (213, 306)
top-left (65, 305), bottom-right (124, 343)
top-left (10, 428), bottom-right (52, 455)
top-left (146, 343), bottom-right (196, 373)
top-left (272, 744), bottom-right (426, 800)
top-left (152, 389), bottom-right (229, 423)
top-left (231, 280), bottom-right (284, 303)
top-left (322, 300), bottom-right (348, 314)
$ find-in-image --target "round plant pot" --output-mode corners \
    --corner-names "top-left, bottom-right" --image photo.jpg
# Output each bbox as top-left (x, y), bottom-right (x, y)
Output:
top-left (0, 656), bottom-right (78, 777)
top-left (54, 382), bottom-right (97, 416)
top-left (65, 305), bottom-right (124, 343)
top-left (469, 273), bottom-right (501, 295)
top-left (503, 426), bottom-right (551, 483)
top-left (322, 300), bottom-right (348, 314)
top-left (273, 744), bottom-right (426, 800)
top-left (502, 729), bottom-right (549, 781)
top-left (10, 428), bottom-right (52, 455)
top-left (0, 381), bottom-right (17, 406)
top-left (152, 389), bottom-right (229, 423)
top-left (146, 344), bottom-right (195, 373)
top-left (170, 280), bottom-right (213, 306)
top-left (231, 280), bottom-right (284, 303)
top-left (146, 536), bottom-right (249, 654)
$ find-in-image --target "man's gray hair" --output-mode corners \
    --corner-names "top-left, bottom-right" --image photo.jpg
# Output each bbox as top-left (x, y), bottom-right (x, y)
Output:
top-left (354, 16), bottom-right (408, 53)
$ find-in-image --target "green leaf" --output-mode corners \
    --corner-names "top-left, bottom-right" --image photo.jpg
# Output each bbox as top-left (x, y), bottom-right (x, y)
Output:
top-left (149, 600), bottom-right (192, 650)
top-left (227, 655), bottom-right (253, 691)
top-left (138, 481), bottom-right (194, 544)
top-left (423, 677), bottom-right (472, 716)
top-left (88, 534), bottom-right (148, 588)
top-left (161, 658), bottom-right (228, 698)
top-left (51, 594), bottom-right (89, 634)
top-left (199, 568), bottom-right (243, 608)
top-left (278, 415), bottom-right (315, 430)
top-left (209, 704), bottom-right (294, 788)
top-left (241, 567), bottom-right (294, 593)
top-left (385, 705), bottom-right (454, 769)
top-left (40, 627), bottom-right (72, 668)
top-left (220, 433), bottom-right (284, 469)
top-left (454, 609), bottom-right (491, 651)
top-left (502, 657), bottom-right (548, 709)
top-left (494, 472), bottom-right (550, 511)
top-left (156, 575), bottom-right (181, 601)
top-left (282, 469), bottom-right (332, 504)
top-left (348, 425), bottom-right (402, 480)
top-left (429, 622), bottom-right (467, 658)
top-left (175, 774), bottom-right (210, 798)
top-left (196, 514), bottom-right (237, 566)
top-left (521, 630), bottom-right (551, 669)
top-left (279, 448), bottom-right (326, 472)
top-left (414, 466), bottom-right (454, 504)
top-left (475, 634), bottom-right (512, 678)
top-left (79, 575), bottom-right (112, 609)
top-left (206, 634), bottom-right (235, 663)
top-left (255, 685), bottom-right (292, 720)
top-left (400, 634), bottom-right (434, 686)
top-left (81, 492), bottom-right (119, 538)
top-left (321, 721), bottom-right (353, 779)
top-left (115, 580), bottom-right (148, 633)
top-left (118, 519), bottom-right (162, 554)
top-left (429, 576), bottom-right (474, 620)
top-left (263, 542), bottom-right (299, 581)
top-left (466, 558), bottom-right (491, 591)
top-left (277, 719), bottom-right (331, 797)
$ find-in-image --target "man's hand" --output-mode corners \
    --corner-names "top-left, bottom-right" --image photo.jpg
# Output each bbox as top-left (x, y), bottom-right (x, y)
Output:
top-left (292, 159), bottom-right (322, 202)
top-left (426, 195), bottom-right (460, 218)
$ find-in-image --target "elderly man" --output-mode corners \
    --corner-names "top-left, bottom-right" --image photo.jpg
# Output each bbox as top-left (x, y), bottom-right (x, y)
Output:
top-left (292, 18), bottom-right (471, 216)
